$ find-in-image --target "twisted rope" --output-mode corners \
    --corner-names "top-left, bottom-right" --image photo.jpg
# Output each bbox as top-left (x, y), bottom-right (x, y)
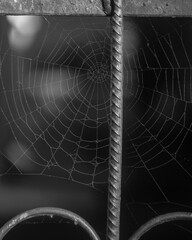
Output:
top-left (107, 0), bottom-right (123, 240)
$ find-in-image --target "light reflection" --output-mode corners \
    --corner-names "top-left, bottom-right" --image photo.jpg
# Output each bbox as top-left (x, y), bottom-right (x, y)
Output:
top-left (7, 16), bottom-right (42, 53)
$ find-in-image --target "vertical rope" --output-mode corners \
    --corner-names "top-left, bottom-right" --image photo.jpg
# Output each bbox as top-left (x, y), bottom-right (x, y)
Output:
top-left (107, 0), bottom-right (123, 240)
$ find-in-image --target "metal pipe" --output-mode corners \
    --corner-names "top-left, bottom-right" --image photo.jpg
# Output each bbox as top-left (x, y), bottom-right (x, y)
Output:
top-left (0, 207), bottom-right (101, 240)
top-left (0, 0), bottom-right (191, 16)
top-left (129, 212), bottom-right (192, 240)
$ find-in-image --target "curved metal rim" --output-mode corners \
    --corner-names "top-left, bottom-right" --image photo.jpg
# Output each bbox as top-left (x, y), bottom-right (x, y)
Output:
top-left (129, 212), bottom-right (192, 240)
top-left (0, 207), bottom-right (101, 240)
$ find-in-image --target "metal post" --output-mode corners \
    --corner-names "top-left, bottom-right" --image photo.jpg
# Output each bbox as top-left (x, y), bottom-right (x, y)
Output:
top-left (107, 0), bottom-right (123, 240)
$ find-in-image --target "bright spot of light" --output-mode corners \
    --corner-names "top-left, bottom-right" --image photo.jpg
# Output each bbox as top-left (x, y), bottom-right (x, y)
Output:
top-left (6, 16), bottom-right (42, 53)
top-left (5, 141), bottom-right (35, 173)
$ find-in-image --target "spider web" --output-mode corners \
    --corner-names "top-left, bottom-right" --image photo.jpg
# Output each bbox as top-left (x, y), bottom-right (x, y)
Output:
top-left (1, 14), bottom-right (192, 239)
top-left (0, 16), bottom-right (111, 190)
top-left (122, 17), bottom-right (192, 239)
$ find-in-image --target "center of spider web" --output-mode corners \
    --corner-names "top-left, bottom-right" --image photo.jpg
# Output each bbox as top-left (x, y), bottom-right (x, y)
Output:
top-left (87, 63), bottom-right (110, 83)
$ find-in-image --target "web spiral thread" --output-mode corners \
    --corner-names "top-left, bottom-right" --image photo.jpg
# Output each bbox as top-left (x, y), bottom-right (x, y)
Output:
top-left (107, 0), bottom-right (123, 240)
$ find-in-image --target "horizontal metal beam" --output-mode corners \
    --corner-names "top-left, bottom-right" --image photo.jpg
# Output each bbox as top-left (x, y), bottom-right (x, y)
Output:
top-left (0, 0), bottom-right (104, 16)
top-left (0, 0), bottom-right (192, 16)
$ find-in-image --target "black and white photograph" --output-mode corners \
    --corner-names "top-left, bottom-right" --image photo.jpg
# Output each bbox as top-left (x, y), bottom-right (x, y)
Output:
top-left (0, 1), bottom-right (192, 239)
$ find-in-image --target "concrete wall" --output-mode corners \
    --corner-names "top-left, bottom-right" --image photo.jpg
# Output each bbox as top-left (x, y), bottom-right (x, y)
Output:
top-left (0, 0), bottom-right (192, 16)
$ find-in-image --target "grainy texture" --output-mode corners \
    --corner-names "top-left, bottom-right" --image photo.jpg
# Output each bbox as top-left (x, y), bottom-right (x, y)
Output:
top-left (107, 0), bottom-right (123, 239)
top-left (123, 0), bottom-right (191, 16)
top-left (0, 0), bottom-right (104, 15)
top-left (0, 0), bottom-right (192, 16)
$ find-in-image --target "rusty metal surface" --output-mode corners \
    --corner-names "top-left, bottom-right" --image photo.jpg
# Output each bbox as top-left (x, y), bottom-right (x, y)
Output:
top-left (0, 0), bottom-right (192, 16)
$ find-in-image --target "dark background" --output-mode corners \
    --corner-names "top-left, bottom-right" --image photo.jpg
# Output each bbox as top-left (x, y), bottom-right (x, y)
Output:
top-left (1, 16), bottom-right (192, 239)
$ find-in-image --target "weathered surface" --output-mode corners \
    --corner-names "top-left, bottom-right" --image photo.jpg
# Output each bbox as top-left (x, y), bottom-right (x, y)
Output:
top-left (0, 0), bottom-right (104, 16)
top-left (0, 0), bottom-right (192, 16)
top-left (123, 0), bottom-right (192, 16)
